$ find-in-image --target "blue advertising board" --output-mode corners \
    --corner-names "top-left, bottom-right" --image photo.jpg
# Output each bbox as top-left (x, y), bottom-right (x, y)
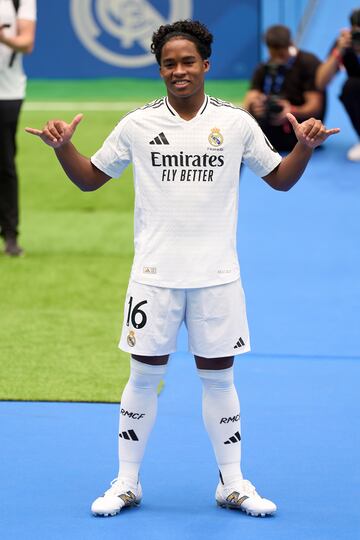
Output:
top-left (26, 0), bottom-right (260, 79)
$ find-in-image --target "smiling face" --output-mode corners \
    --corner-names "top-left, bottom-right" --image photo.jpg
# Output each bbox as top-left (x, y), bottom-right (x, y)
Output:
top-left (159, 37), bottom-right (210, 102)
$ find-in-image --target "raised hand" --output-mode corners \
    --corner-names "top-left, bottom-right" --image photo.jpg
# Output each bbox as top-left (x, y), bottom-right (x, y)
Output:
top-left (337, 29), bottom-right (352, 52)
top-left (25, 113), bottom-right (84, 148)
top-left (287, 113), bottom-right (340, 149)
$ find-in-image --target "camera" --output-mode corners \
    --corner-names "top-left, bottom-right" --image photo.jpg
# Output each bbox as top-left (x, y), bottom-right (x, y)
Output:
top-left (266, 95), bottom-right (284, 115)
top-left (351, 30), bottom-right (360, 46)
top-left (263, 62), bottom-right (286, 119)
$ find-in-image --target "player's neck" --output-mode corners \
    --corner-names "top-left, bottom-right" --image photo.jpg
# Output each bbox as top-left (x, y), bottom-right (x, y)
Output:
top-left (167, 91), bottom-right (206, 121)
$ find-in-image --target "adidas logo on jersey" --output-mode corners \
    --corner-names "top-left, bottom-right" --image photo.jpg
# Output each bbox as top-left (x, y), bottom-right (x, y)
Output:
top-left (224, 431), bottom-right (241, 445)
top-left (234, 337), bottom-right (245, 349)
top-left (119, 429), bottom-right (139, 441)
top-left (149, 132), bottom-right (169, 145)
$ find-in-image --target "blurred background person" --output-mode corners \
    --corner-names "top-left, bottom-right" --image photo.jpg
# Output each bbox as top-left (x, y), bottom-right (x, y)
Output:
top-left (0, 0), bottom-right (36, 256)
top-left (316, 8), bottom-right (360, 162)
top-left (243, 24), bottom-right (325, 152)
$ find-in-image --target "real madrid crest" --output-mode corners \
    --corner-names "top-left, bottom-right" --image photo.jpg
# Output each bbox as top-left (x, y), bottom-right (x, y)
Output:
top-left (208, 127), bottom-right (224, 147)
top-left (127, 330), bottom-right (136, 347)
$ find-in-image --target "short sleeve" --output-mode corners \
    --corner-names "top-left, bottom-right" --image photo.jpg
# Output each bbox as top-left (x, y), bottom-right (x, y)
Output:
top-left (18, 0), bottom-right (37, 21)
top-left (241, 112), bottom-right (282, 177)
top-left (91, 116), bottom-right (132, 179)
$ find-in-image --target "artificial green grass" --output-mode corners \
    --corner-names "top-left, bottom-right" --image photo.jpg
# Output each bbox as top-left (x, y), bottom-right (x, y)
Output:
top-left (0, 109), bottom-right (135, 402)
top-left (27, 78), bottom-right (249, 102)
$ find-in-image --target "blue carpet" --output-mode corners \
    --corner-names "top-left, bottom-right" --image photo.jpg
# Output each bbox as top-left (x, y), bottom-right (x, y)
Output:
top-left (1, 353), bottom-right (359, 540)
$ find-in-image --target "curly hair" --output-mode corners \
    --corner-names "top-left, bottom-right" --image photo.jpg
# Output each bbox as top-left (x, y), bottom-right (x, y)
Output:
top-left (151, 20), bottom-right (213, 64)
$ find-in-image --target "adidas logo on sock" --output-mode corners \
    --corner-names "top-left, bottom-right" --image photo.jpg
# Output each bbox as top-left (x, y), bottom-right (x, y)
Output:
top-left (149, 132), bottom-right (170, 145)
top-left (224, 431), bottom-right (241, 445)
top-left (119, 429), bottom-right (139, 441)
top-left (234, 337), bottom-right (245, 349)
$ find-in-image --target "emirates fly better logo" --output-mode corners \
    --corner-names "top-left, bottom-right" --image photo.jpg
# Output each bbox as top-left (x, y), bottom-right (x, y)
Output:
top-left (70, 0), bottom-right (193, 68)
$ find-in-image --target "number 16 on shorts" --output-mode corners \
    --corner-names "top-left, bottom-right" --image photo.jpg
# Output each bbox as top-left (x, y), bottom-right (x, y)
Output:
top-left (119, 282), bottom-right (152, 352)
top-left (126, 296), bottom-right (148, 329)
top-left (119, 280), bottom-right (181, 355)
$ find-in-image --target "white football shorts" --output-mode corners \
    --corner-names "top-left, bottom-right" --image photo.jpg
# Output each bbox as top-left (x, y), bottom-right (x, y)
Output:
top-left (119, 279), bottom-right (250, 358)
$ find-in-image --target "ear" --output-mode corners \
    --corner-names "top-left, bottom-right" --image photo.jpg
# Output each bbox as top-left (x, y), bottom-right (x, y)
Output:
top-left (159, 66), bottom-right (164, 79)
top-left (204, 59), bottom-right (210, 73)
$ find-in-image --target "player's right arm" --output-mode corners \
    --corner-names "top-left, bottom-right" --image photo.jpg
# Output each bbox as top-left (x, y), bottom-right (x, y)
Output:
top-left (25, 114), bottom-right (111, 191)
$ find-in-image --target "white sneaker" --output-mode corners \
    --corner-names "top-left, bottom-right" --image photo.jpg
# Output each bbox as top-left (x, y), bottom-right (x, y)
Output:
top-left (347, 142), bottom-right (360, 162)
top-left (91, 477), bottom-right (142, 517)
top-left (215, 478), bottom-right (277, 517)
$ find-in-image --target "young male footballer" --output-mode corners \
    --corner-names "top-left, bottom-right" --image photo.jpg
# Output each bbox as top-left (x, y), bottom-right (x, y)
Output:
top-left (26, 20), bottom-right (339, 518)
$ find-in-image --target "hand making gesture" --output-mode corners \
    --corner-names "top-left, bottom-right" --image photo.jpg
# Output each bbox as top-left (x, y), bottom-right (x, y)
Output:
top-left (25, 113), bottom-right (84, 148)
top-left (287, 113), bottom-right (340, 149)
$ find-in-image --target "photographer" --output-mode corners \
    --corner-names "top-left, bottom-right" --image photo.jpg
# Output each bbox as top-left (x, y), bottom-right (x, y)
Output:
top-left (243, 25), bottom-right (325, 152)
top-left (316, 8), bottom-right (360, 161)
top-left (0, 0), bottom-right (36, 256)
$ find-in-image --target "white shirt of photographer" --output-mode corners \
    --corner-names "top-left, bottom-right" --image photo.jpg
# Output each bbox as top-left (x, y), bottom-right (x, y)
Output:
top-left (0, 0), bottom-right (36, 99)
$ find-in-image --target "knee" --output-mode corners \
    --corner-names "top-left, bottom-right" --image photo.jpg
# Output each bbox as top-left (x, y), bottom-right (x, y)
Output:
top-left (128, 357), bottom-right (167, 391)
top-left (197, 366), bottom-right (235, 392)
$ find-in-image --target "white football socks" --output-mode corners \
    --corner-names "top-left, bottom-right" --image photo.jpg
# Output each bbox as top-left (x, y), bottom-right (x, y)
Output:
top-left (118, 357), bottom-right (167, 482)
top-left (198, 367), bottom-right (243, 485)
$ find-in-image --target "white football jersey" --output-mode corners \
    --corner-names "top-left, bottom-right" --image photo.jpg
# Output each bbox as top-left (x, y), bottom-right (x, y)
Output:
top-left (91, 95), bottom-right (282, 288)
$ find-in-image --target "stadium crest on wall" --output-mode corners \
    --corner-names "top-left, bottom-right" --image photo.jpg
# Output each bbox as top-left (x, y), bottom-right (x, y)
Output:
top-left (70, 0), bottom-right (193, 68)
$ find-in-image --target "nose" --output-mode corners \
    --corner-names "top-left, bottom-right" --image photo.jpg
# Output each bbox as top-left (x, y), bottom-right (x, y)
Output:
top-left (173, 63), bottom-right (186, 77)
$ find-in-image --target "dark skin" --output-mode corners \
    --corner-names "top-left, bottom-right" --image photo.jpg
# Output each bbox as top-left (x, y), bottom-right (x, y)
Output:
top-left (25, 37), bottom-right (340, 368)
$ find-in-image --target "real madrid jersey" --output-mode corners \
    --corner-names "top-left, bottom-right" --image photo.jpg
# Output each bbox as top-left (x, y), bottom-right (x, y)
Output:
top-left (91, 95), bottom-right (282, 288)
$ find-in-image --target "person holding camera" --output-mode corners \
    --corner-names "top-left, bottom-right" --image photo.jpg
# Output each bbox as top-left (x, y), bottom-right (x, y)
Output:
top-left (243, 25), bottom-right (325, 152)
top-left (316, 8), bottom-right (360, 162)
top-left (0, 0), bottom-right (36, 256)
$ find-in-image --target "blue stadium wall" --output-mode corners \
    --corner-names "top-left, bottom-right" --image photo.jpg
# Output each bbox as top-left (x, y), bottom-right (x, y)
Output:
top-left (26, 0), bottom-right (261, 79)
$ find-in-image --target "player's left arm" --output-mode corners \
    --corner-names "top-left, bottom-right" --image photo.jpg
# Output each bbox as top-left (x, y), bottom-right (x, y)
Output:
top-left (263, 113), bottom-right (340, 191)
top-left (0, 19), bottom-right (36, 54)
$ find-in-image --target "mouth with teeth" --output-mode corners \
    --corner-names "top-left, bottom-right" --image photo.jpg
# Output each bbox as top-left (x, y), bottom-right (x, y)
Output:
top-left (172, 80), bottom-right (190, 88)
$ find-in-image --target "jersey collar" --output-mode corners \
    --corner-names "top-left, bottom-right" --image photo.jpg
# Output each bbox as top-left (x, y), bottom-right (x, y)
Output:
top-left (165, 95), bottom-right (209, 121)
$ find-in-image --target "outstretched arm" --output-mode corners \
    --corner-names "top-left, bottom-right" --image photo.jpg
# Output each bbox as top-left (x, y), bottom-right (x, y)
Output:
top-left (25, 114), bottom-right (111, 191)
top-left (263, 113), bottom-right (340, 191)
top-left (316, 30), bottom-right (351, 90)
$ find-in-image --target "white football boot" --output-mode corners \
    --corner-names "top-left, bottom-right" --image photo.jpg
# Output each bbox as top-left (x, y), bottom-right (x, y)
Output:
top-left (91, 477), bottom-right (142, 517)
top-left (216, 478), bottom-right (277, 517)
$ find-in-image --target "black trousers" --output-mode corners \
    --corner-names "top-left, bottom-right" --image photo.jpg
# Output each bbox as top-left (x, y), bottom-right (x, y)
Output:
top-left (340, 77), bottom-right (360, 138)
top-left (0, 99), bottom-right (23, 239)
